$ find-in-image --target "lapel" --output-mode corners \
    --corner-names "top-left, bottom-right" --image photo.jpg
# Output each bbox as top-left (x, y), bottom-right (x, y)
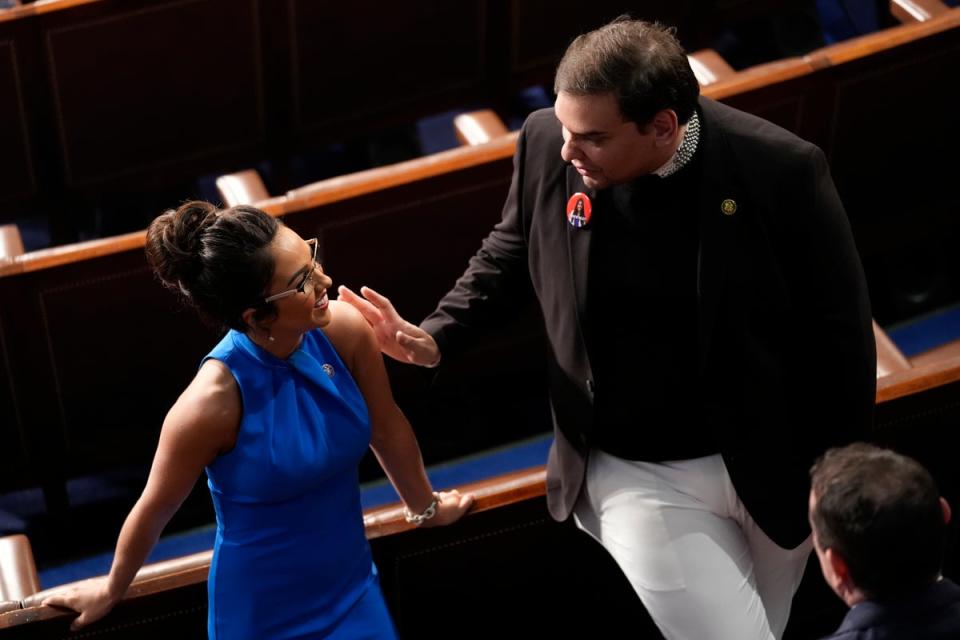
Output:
top-left (695, 100), bottom-right (740, 374)
top-left (565, 166), bottom-right (596, 324)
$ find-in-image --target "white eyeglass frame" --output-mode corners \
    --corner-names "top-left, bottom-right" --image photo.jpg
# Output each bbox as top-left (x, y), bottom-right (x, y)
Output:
top-left (261, 238), bottom-right (319, 304)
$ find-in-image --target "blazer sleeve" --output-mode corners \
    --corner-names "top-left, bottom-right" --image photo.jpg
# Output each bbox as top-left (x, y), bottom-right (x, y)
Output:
top-left (419, 116), bottom-right (535, 358)
top-left (783, 145), bottom-right (877, 447)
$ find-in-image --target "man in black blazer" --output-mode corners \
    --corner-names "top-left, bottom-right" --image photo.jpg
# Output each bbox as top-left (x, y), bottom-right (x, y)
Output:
top-left (811, 444), bottom-right (960, 639)
top-left (341, 18), bottom-right (875, 639)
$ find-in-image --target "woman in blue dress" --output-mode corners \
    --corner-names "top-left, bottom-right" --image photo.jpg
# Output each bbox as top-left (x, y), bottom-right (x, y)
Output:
top-left (42, 202), bottom-right (473, 637)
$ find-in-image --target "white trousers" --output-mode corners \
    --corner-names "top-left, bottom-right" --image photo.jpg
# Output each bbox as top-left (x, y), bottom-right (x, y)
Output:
top-left (574, 451), bottom-right (812, 640)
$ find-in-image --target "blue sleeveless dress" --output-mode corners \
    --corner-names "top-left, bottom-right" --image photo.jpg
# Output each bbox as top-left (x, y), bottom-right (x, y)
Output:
top-left (202, 329), bottom-right (397, 639)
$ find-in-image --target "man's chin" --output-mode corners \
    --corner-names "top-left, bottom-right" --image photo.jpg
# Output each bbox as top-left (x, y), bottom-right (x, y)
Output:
top-left (581, 175), bottom-right (608, 190)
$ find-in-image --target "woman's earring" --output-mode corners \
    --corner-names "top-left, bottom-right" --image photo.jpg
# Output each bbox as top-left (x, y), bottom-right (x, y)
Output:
top-left (253, 323), bottom-right (275, 343)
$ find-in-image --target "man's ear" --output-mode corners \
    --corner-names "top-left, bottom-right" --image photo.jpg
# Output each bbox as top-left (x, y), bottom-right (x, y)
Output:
top-left (825, 547), bottom-right (854, 593)
top-left (941, 497), bottom-right (952, 525)
top-left (650, 109), bottom-right (679, 146)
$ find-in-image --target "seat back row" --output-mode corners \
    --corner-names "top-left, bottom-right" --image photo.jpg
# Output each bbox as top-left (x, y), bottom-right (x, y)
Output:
top-left (3, 344), bottom-right (960, 637)
top-left (1, 8), bottom-right (958, 513)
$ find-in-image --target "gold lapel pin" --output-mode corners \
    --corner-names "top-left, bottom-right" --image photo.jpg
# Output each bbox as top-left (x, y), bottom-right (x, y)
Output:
top-left (721, 199), bottom-right (737, 216)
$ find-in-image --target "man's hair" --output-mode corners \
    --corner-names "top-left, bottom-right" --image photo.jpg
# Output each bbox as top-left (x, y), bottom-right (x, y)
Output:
top-left (554, 17), bottom-right (700, 128)
top-left (810, 443), bottom-right (946, 598)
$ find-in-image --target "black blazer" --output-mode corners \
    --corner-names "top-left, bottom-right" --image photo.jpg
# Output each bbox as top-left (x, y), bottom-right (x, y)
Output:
top-left (822, 579), bottom-right (960, 639)
top-left (422, 97), bottom-right (876, 548)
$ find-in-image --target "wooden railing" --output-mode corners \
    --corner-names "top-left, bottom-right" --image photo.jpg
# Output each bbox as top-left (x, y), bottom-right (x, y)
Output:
top-left (3, 341), bottom-right (960, 639)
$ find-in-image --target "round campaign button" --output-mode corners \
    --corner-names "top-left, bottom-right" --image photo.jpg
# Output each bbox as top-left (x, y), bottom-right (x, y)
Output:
top-left (567, 193), bottom-right (592, 228)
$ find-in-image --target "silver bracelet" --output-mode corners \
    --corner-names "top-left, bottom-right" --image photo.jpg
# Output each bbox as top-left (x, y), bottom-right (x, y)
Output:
top-left (404, 492), bottom-right (441, 526)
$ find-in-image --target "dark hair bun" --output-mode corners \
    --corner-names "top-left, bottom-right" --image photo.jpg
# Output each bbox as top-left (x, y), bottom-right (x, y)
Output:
top-left (145, 201), bottom-right (219, 292)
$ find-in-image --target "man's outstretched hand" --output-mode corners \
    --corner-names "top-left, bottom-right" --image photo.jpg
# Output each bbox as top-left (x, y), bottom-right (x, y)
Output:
top-left (337, 285), bottom-right (440, 367)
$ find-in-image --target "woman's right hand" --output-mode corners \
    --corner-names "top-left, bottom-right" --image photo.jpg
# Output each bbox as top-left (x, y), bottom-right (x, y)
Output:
top-left (42, 578), bottom-right (121, 631)
top-left (420, 490), bottom-right (475, 528)
top-left (337, 285), bottom-right (441, 367)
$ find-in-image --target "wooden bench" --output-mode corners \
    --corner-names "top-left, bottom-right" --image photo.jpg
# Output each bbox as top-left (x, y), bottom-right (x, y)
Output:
top-left (3, 344), bottom-right (960, 638)
top-left (1, 0), bottom-right (890, 243)
top-left (0, 138), bottom-right (546, 514)
top-left (2, 8), bottom-right (958, 514)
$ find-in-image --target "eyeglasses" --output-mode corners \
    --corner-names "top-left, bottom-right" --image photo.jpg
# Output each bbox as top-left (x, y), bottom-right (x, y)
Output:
top-left (262, 238), bottom-right (320, 304)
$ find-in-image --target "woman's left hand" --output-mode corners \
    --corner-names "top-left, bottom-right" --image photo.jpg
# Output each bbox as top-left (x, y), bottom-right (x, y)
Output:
top-left (420, 490), bottom-right (474, 527)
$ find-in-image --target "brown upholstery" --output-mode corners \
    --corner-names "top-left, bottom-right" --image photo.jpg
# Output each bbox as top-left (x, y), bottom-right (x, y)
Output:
top-left (0, 535), bottom-right (39, 602)
top-left (874, 320), bottom-right (912, 378)
top-left (0, 225), bottom-right (23, 260)
top-left (891, 0), bottom-right (950, 23)
top-left (688, 49), bottom-right (736, 86)
top-left (453, 110), bottom-right (510, 146)
top-left (215, 169), bottom-right (270, 207)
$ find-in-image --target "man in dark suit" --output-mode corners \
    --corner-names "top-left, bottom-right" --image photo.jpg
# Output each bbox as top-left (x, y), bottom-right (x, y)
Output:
top-left (340, 18), bottom-right (875, 639)
top-left (810, 443), bottom-right (960, 639)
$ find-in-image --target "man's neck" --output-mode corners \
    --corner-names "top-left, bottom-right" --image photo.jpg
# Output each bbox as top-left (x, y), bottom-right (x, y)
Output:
top-left (652, 111), bottom-right (701, 178)
top-left (844, 589), bottom-right (867, 608)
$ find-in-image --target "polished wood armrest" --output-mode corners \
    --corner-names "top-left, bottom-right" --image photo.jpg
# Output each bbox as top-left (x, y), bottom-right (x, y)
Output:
top-left (0, 535), bottom-right (39, 602)
top-left (453, 109), bottom-right (510, 146)
top-left (0, 0), bottom-right (100, 24)
top-left (807, 8), bottom-right (960, 67)
top-left (363, 465), bottom-right (546, 539)
top-left (19, 550), bottom-right (213, 610)
top-left (4, 462), bottom-right (547, 627)
top-left (876, 353), bottom-right (960, 403)
top-left (890, 0), bottom-right (950, 23)
top-left (911, 339), bottom-right (960, 368)
top-left (0, 225), bottom-right (24, 261)
top-left (702, 57), bottom-right (813, 100)
top-left (687, 49), bottom-right (736, 86)
top-left (874, 320), bottom-right (912, 378)
top-left (215, 169), bottom-right (270, 207)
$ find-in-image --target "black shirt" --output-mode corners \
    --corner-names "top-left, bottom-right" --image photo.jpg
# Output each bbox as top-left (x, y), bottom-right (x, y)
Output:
top-left (585, 140), bottom-right (718, 461)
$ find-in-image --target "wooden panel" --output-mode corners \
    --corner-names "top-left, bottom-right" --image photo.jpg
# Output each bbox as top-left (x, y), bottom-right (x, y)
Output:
top-left (0, 311), bottom-right (30, 489)
top-left (3, 355), bottom-right (960, 637)
top-left (875, 375), bottom-right (960, 578)
top-left (0, 40), bottom-right (35, 202)
top-left (826, 40), bottom-right (960, 224)
top-left (29, 252), bottom-right (213, 474)
top-left (374, 499), bottom-right (654, 637)
top-left (288, 175), bottom-right (509, 321)
top-left (0, 269), bottom-right (63, 497)
top-left (44, 0), bottom-right (264, 187)
top-left (725, 90), bottom-right (810, 136)
top-left (289, 0), bottom-right (486, 135)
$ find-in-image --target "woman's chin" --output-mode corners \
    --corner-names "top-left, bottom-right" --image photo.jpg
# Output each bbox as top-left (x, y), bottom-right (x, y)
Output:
top-left (312, 306), bottom-right (332, 328)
